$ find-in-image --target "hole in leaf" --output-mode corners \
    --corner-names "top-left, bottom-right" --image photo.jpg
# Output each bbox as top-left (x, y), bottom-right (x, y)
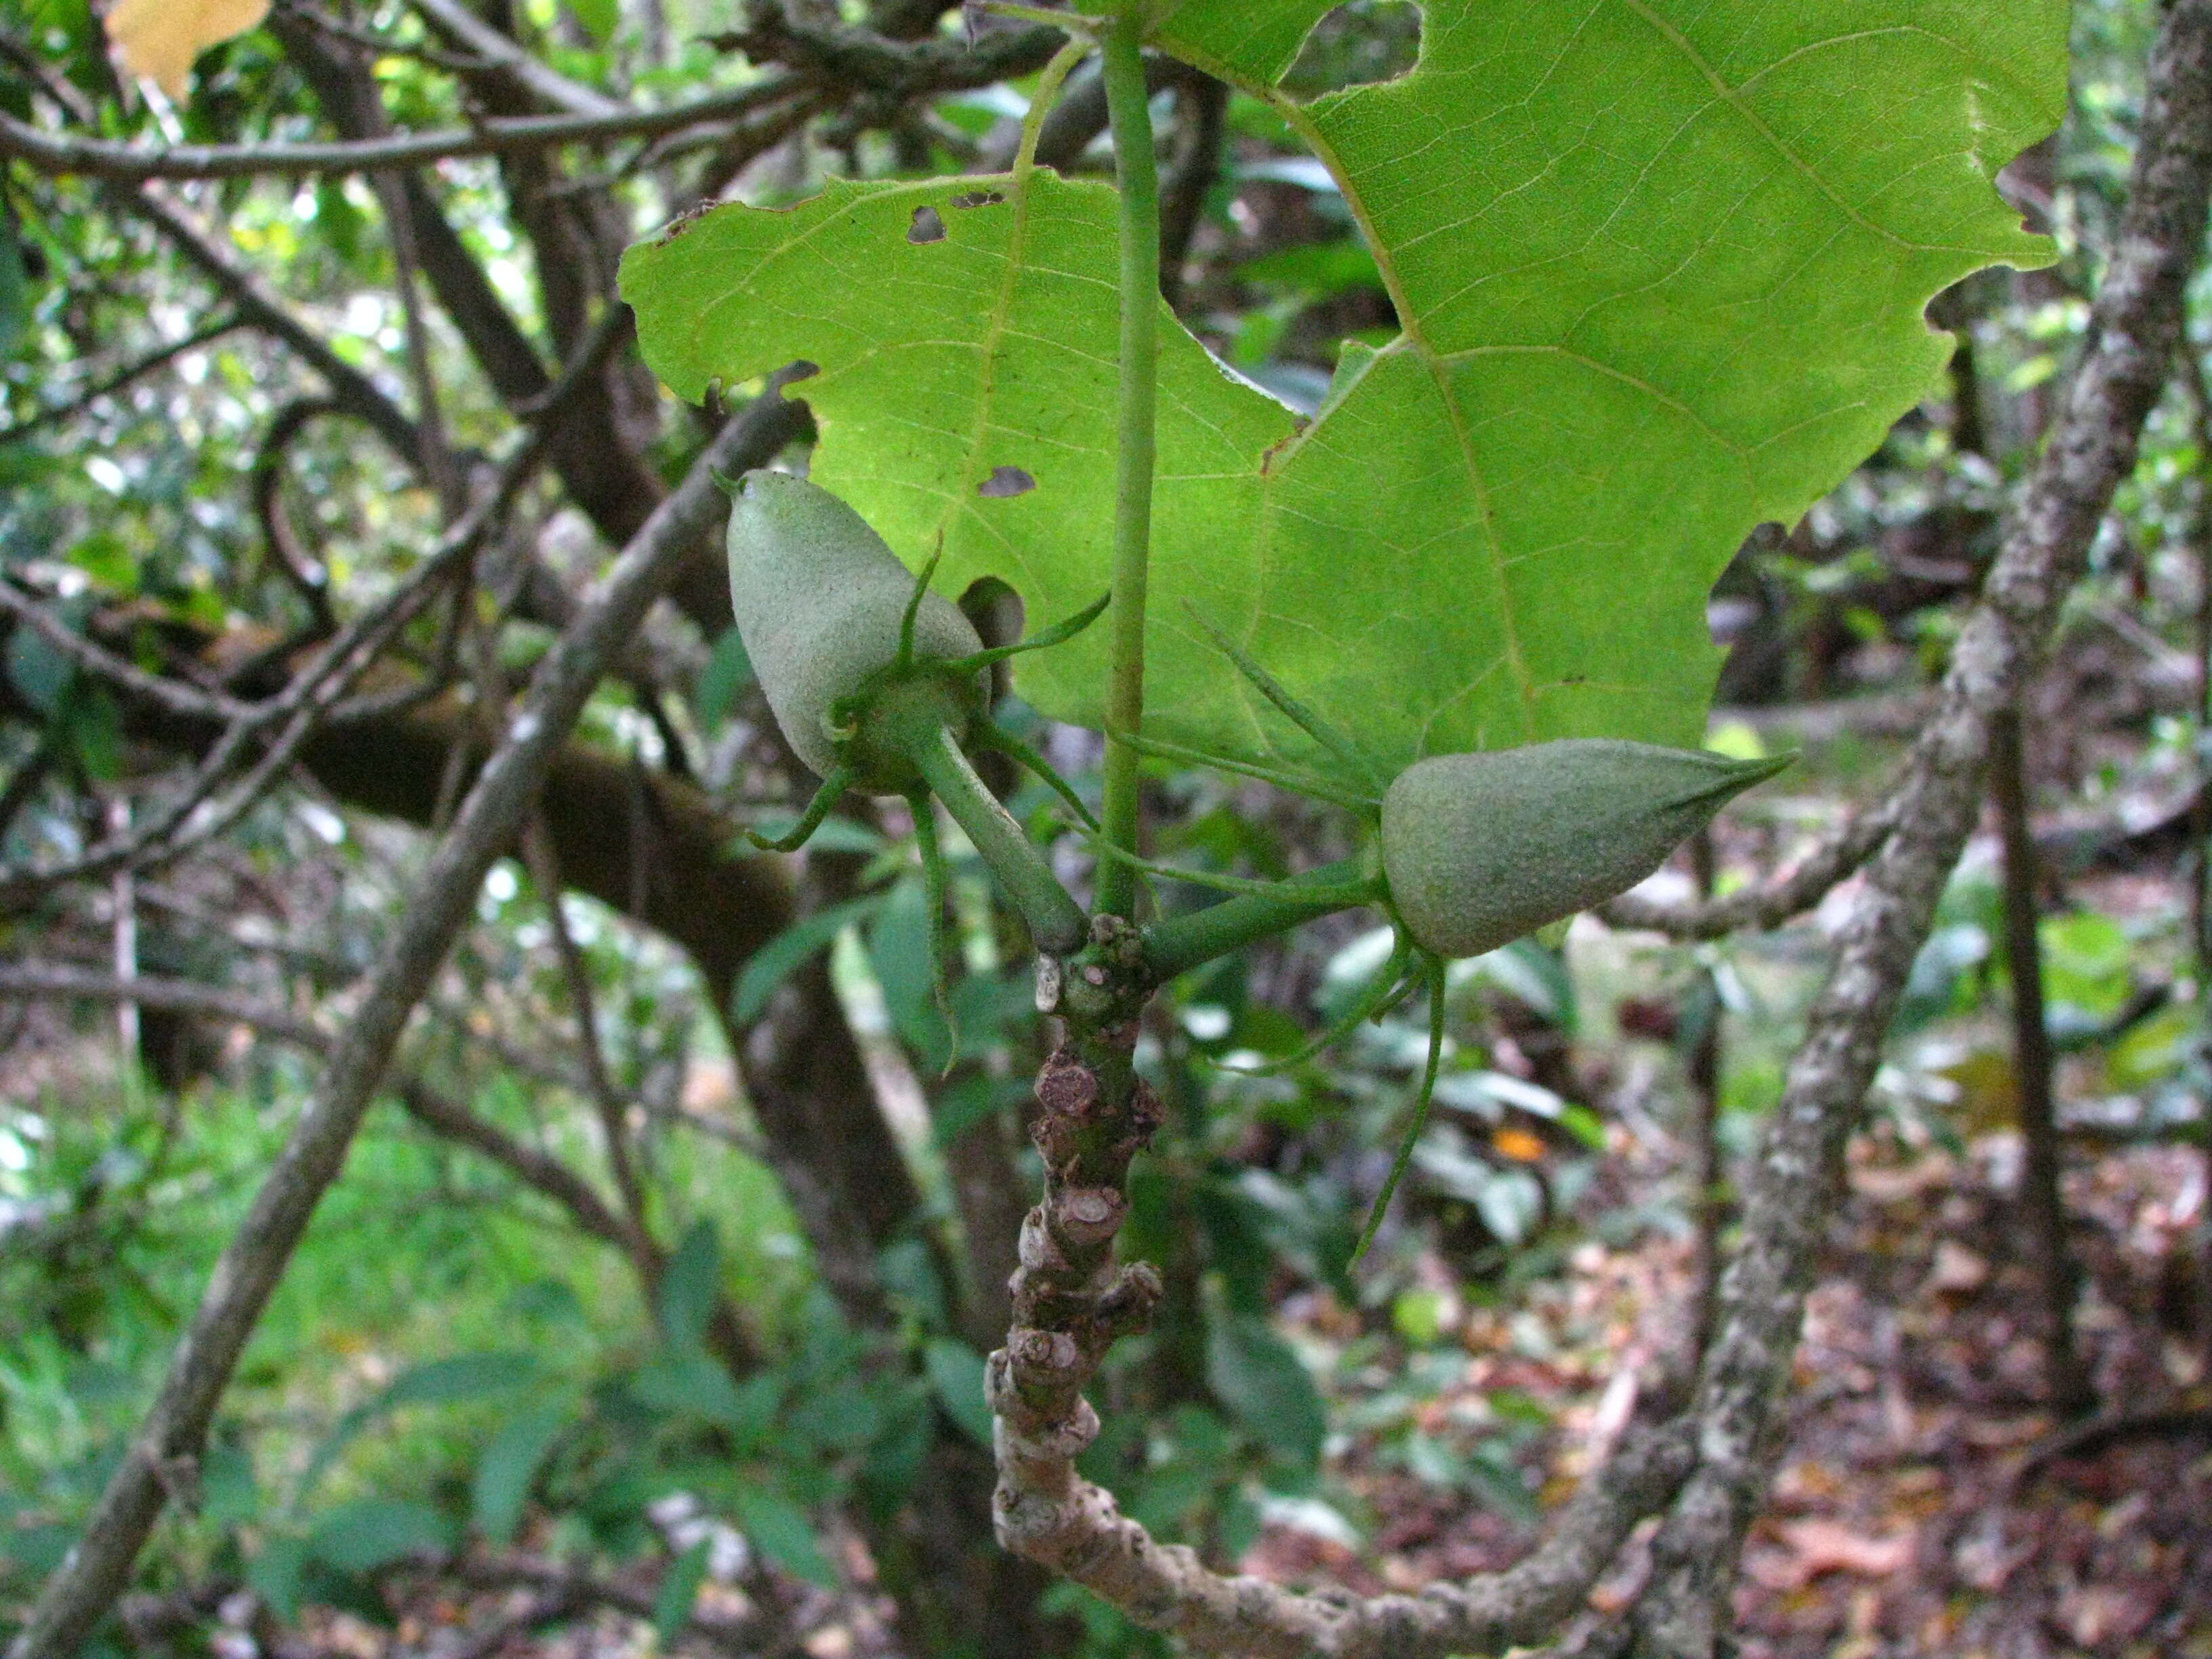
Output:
top-left (958, 576), bottom-right (1025, 648)
top-left (1279, 1), bottom-right (1421, 100)
top-left (949, 190), bottom-right (1007, 210)
top-left (907, 205), bottom-right (947, 244)
top-left (959, 577), bottom-right (1025, 701)
top-left (977, 465), bottom-right (1036, 498)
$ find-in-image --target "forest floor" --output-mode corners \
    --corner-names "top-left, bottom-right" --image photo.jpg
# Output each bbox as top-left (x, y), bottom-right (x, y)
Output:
top-left (1257, 1128), bottom-right (2212, 1659)
top-left (242, 1122), bottom-right (2211, 1659)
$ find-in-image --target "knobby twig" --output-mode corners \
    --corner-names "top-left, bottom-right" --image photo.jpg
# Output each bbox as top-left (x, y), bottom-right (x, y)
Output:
top-left (987, 918), bottom-right (1698, 1658)
top-left (6, 396), bottom-right (798, 1659)
top-left (1627, 3), bottom-right (2212, 1650)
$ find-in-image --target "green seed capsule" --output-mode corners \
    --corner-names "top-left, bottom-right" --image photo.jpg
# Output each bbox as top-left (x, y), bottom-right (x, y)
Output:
top-left (1378, 739), bottom-right (1789, 958)
top-left (726, 470), bottom-right (985, 791)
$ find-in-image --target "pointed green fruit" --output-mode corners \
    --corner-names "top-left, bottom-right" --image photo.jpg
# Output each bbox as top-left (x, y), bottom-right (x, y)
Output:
top-left (726, 471), bottom-right (985, 792)
top-left (1379, 740), bottom-right (1790, 959)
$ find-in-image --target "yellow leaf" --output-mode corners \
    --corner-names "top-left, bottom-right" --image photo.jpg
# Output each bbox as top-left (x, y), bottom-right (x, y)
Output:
top-left (1935, 1047), bottom-right (2020, 1138)
top-left (106, 0), bottom-right (269, 98)
top-left (1490, 1126), bottom-right (1547, 1164)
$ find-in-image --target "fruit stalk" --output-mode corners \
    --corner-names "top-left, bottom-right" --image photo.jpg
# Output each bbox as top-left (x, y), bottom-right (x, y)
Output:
top-left (891, 699), bottom-right (1090, 956)
top-left (1136, 857), bottom-right (1374, 983)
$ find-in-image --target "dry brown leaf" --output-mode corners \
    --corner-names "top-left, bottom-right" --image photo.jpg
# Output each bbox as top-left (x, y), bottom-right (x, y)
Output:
top-left (1925, 1240), bottom-right (1990, 1295)
top-left (1748, 1519), bottom-right (1915, 1589)
top-left (106, 0), bottom-right (270, 98)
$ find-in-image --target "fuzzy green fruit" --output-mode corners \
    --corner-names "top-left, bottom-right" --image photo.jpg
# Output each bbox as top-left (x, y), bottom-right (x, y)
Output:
top-left (1379, 739), bottom-right (1790, 958)
top-left (726, 470), bottom-right (985, 790)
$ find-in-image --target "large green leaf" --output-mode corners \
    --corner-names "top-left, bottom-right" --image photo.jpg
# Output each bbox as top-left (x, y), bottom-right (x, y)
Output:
top-left (621, 0), bottom-right (2062, 791)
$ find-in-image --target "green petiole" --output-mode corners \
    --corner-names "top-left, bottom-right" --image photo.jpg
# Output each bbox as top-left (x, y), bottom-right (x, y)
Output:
top-left (938, 590), bottom-right (1111, 678)
top-left (972, 722), bottom-right (1100, 832)
top-left (1109, 726), bottom-right (1380, 813)
top-left (1090, 838), bottom-right (1383, 909)
top-left (1185, 604), bottom-right (1382, 794)
top-left (895, 537), bottom-right (947, 675)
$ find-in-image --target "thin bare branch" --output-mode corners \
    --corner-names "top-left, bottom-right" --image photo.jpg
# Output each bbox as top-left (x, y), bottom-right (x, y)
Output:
top-left (388, 1076), bottom-right (637, 1254)
top-left (248, 398), bottom-right (347, 635)
top-left (0, 85), bottom-right (802, 182)
top-left (0, 964), bottom-right (325, 1049)
top-left (0, 304), bottom-right (655, 903)
top-left (0, 312), bottom-right (247, 444)
top-left (281, 1), bottom-right (495, 75)
top-left (120, 186), bottom-right (420, 458)
top-left (457, 1551), bottom-right (777, 1656)
top-left (519, 816), bottom-right (651, 1234)
top-left (405, 0), bottom-right (621, 116)
top-left (712, 7), bottom-right (1065, 98)
top-left (0, 582), bottom-right (254, 725)
top-left (1596, 794), bottom-right (1901, 940)
top-left (0, 530), bottom-right (470, 905)
top-left (986, 1006), bottom-right (1693, 1656)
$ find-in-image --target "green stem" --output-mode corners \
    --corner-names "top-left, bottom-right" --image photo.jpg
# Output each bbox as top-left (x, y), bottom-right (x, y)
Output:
top-left (1139, 857), bottom-right (1376, 984)
top-left (1352, 953), bottom-right (1447, 1264)
top-left (974, 722), bottom-right (1099, 830)
top-left (907, 786), bottom-right (962, 1071)
top-left (1093, 14), bottom-right (1160, 921)
top-left (1015, 37), bottom-right (1092, 175)
top-left (897, 712), bottom-right (1088, 956)
top-left (1213, 930), bottom-right (1414, 1078)
top-left (743, 763), bottom-right (852, 852)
